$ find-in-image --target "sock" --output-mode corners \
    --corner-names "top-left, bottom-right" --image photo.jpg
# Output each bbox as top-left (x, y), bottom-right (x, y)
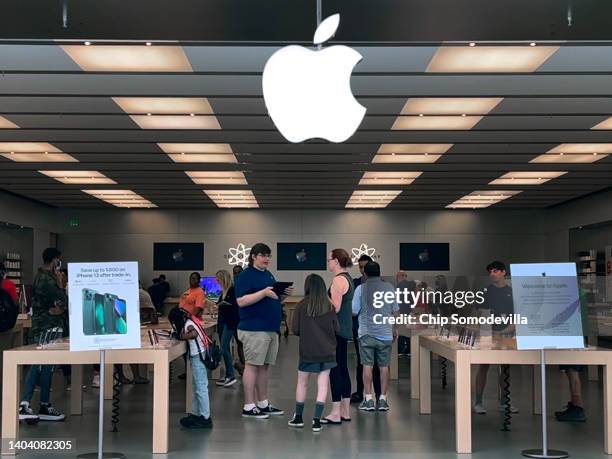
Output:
top-left (257, 400), bottom-right (269, 409)
top-left (365, 394), bottom-right (373, 401)
top-left (295, 402), bottom-right (305, 417)
top-left (314, 402), bottom-right (325, 420)
top-left (379, 394), bottom-right (387, 401)
top-left (244, 403), bottom-right (255, 411)
top-left (475, 393), bottom-right (483, 405)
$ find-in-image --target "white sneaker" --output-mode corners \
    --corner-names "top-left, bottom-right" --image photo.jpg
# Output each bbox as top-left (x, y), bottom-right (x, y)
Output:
top-left (499, 404), bottom-right (519, 414)
top-left (92, 374), bottom-right (100, 388)
top-left (473, 403), bottom-right (487, 414)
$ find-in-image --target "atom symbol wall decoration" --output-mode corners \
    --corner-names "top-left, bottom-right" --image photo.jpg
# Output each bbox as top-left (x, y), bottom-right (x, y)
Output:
top-left (228, 243), bottom-right (250, 268)
top-left (351, 243), bottom-right (377, 264)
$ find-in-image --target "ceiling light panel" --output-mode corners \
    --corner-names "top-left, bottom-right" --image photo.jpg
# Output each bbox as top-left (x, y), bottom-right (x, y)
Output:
top-left (82, 189), bottom-right (156, 208)
top-left (392, 115), bottom-right (482, 130)
top-left (346, 190), bottom-right (402, 208)
top-left (373, 143), bottom-right (453, 164)
top-left (359, 171), bottom-right (422, 185)
top-left (61, 45), bottom-right (193, 72)
top-left (186, 171), bottom-right (247, 185)
top-left (400, 98), bottom-right (503, 115)
top-left (129, 115), bottom-right (220, 130)
top-left (0, 142), bottom-right (77, 162)
top-left (447, 190), bottom-right (522, 209)
top-left (489, 171), bottom-right (567, 185)
top-left (158, 143), bottom-right (237, 163)
top-left (112, 97), bottom-right (213, 115)
top-left (204, 190), bottom-right (259, 208)
top-left (0, 117), bottom-right (18, 128)
top-left (427, 46), bottom-right (559, 73)
top-left (38, 170), bottom-right (116, 185)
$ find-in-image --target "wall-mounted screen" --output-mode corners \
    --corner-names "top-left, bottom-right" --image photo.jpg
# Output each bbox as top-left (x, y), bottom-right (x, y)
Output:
top-left (400, 243), bottom-right (450, 271)
top-left (277, 243), bottom-right (327, 271)
top-left (153, 243), bottom-right (204, 271)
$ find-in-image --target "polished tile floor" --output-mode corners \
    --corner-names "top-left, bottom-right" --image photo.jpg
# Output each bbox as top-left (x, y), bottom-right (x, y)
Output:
top-left (12, 337), bottom-right (611, 458)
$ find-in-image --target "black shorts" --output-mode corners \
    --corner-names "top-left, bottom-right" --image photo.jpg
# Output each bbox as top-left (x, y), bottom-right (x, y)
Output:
top-left (559, 365), bottom-right (584, 372)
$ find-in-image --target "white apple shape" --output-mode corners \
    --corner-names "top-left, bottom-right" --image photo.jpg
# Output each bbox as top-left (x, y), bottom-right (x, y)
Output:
top-left (262, 14), bottom-right (366, 143)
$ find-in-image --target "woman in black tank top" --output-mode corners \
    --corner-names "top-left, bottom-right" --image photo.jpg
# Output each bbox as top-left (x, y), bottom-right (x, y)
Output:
top-left (321, 248), bottom-right (354, 424)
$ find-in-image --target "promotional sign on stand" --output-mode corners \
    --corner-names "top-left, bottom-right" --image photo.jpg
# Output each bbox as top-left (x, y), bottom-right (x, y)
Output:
top-left (68, 262), bottom-right (140, 459)
top-left (511, 262), bottom-right (584, 459)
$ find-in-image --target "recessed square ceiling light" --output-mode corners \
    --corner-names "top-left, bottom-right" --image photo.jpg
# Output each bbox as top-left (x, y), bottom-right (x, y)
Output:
top-left (0, 142), bottom-right (77, 162)
top-left (359, 171), bottom-right (422, 185)
top-left (82, 189), bottom-right (156, 208)
top-left (489, 171), bottom-right (567, 185)
top-left (186, 171), bottom-right (247, 185)
top-left (158, 143), bottom-right (237, 163)
top-left (392, 115), bottom-right (482, 130)
top-left (426, 46), bottom-right (559, 73)
top-left (204, 190), bottom-right (259, 208)
top-left (129, 115), bottom-right (220, 130)
top-left (112, 97), bottom-right (213, 115)
top-left (373, 144), bottom-right (453, 164)
top-left (39, 170), bottom-right (116, 185)
top-left (346, 190), bottom-right (402, 208)
top-left (446, 190), bottom-right (522, 208)
top-left (400, 98), bottom-right (503, 115)
top-left (61, 45), bottom-right (193, 72)
top-left (0, 117), bottom-right (18, 129)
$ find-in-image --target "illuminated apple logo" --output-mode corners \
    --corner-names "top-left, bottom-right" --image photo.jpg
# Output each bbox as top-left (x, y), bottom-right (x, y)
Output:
top-left (262, 14), bottom-right (366, 143)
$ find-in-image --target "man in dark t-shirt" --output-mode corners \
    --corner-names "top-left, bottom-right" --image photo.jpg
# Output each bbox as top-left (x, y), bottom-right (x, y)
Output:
top-left (473, 261), bottom-right (518, 415)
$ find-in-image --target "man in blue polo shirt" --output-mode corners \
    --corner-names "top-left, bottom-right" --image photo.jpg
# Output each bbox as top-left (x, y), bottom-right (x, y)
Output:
top-left (235, 242), bottom-right (292, 419)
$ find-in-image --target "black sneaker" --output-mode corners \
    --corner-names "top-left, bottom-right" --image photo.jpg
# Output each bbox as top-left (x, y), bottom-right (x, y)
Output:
top-left (288, 414), bottom-right (304, 428)
top-left (350, 392), bottom-right (363, 404)
top-left (259, 404), bottom-right (284, 416)
top-left (312, 418), bottom-right (322, 432)
top-left (18, 402), bottom-right (39, 423)
top-left (554, 401), bottom-right (574, 417)
top-left (224, 377), bottom-right (237, 388)
top-left (216, 377), bottom-right (228, 386)
top-left (556, 405), bottom-right (586, 423)
top-left (180, 414), bottom-right (200, 428)
top-left (192, 416), bottom-right (213, 429)
top-left (242, 407), bottom-right (269, 419)
top-left (38, 404), bottom-right (65, 422)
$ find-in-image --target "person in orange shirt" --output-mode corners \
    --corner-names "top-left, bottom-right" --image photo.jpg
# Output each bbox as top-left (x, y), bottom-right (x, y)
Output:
top-left (179, 272), bottom-right (206, 317)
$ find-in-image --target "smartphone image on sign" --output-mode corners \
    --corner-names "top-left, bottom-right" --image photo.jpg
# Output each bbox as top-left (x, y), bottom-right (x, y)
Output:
top-left (94, 293), bottom-right (107, 334)
top-left (114, 298), bottom-right (128, 334)
top-left (82, 288), bottom-right (97, 336)
top-left (104, 294), bottom-right (118, 335)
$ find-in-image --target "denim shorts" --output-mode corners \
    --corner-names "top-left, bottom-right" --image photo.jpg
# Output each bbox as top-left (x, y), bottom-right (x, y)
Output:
top-left (359, 335), bottom-right (392, 367)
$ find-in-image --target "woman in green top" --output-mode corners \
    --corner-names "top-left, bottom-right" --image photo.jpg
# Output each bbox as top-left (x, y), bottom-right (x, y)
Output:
top-left (321, 248), bottom-right (355, 425)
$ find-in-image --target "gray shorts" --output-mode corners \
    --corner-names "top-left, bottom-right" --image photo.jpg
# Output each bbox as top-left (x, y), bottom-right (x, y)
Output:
top-left (359, 335), bottom-right (392, 367)
top-left (237, 330), bottom-right (279, 366)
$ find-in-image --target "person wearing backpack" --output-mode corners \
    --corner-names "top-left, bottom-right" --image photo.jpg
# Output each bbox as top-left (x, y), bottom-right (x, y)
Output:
top-left (288, 274), bottom-right (338, 433)
top-left (169, 307), bottom-right (213, 429)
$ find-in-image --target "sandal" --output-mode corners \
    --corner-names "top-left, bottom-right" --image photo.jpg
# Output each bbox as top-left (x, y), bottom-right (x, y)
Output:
top-left (320, 417), bottom-right (342, 425)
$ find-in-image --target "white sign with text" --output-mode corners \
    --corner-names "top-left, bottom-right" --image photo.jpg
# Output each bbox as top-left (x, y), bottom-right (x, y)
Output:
top-left (68, 262), bottom-right (141, 351)
top-left (511, 262), bottom-right (584, 350)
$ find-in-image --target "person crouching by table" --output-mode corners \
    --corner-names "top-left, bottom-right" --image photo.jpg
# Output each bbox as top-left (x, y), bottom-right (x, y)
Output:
top-left (288, 274), bottom-right (339, 432)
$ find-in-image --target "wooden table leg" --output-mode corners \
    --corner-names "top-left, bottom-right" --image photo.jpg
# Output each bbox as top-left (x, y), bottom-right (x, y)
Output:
top-left (1, 354), bottom-right (19, 456)
top-left (104, 363), bottom-right (113, 400)
top-left (390, 338), bottom-right (398, 380)
top-left (70, 365), bottom-right (83, 416)
top-left (604, 363), bottom-right (612, 454)
top-left (152, 353), bottom-right (170, 454)
top-left (532, 364), bottom-right (542, 415)
top-left (411, 335), bottom-right (420, 399)
top-left (419, 345), bottom-right (431, 414)
top-left (455, 352), bottom-right (472, 454)
top-left (186, 355), bottom-right (193, 414)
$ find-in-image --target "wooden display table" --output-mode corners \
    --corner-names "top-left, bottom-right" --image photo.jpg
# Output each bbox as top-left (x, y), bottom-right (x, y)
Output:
top-left (282, 296), bottom-right (303, 336)
top-left (418, 335), bottom-right (612, 454)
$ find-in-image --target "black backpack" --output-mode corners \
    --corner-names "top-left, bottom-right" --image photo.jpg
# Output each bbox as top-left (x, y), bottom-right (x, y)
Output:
top-left (0, 288), bottom-right (18, 333)
top-left (168, 307), bottom-right (221, 371)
